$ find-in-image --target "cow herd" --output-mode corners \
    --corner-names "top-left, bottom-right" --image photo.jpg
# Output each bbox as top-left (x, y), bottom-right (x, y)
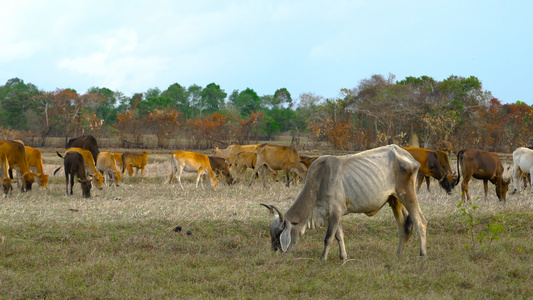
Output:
top-left (0, 135), bottom-right (532, 261)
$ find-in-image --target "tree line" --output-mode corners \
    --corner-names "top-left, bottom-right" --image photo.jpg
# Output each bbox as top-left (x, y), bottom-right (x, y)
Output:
top-left (0, 74), bottom-right (531, 152)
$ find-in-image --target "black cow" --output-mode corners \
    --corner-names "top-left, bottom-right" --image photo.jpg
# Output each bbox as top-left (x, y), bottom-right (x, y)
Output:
top-left (55, 151), bottom-right (92, 198)
top-left (66, 135), bottom-right (100, 163)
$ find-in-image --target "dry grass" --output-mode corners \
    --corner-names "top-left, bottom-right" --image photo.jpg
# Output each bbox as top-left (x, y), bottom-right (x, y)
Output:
top-left (0, 149), bottom-right (532, 299)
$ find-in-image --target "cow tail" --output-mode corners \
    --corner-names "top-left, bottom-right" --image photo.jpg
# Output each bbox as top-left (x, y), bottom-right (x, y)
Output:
top-left (122, 154), bottom-right (127, 174)
top-left (53, 166), bottom-right (62, 176)
top-left (456, 149), bottom-right (464, 185)
top-left (57, 151), bottom-right (64, 159)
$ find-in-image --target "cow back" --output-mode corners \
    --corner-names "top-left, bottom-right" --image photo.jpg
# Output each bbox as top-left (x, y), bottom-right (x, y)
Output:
top-left (66, 135), bottom-right (99, 163)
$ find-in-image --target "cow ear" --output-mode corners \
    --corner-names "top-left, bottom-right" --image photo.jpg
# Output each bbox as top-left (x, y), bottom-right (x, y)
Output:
top-left (280, 220), bottom-right (292, 252)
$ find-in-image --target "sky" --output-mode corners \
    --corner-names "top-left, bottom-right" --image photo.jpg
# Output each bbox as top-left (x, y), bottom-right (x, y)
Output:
top-left (1, 0), bottom-right (532, 105)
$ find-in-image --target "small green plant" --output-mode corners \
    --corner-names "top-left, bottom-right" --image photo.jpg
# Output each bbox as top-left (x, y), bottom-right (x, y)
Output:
top-left (457, 199), bottom-right (506, 253)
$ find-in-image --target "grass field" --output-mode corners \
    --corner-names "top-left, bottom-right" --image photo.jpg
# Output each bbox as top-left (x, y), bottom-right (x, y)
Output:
top-left (1, 149), bottom-right (532, 299)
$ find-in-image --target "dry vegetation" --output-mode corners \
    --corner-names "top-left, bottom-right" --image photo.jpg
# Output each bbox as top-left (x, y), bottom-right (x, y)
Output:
top-left (0, 149), bottom-right (532, 299)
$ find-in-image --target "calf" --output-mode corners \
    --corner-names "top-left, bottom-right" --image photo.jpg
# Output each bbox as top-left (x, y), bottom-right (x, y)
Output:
top-left (457, 148), bottom-right (510, 201)
top-left (62, 151), bottom-right (92, 198)
top-left (97, 152), bottom-right (121, 186)
top-left (122, 151), bottom-right (148, 176)
top-left (63, 148), bottom-right (104, 189)
top-left (25, 146), bottom-right (49, 190)
top-left (261, 145), bottom-right (427, 260)
top-left (249, 144), bottom-right (307, 187)
top-left (169, 151), bottom-right (218, 190)
top-left (233, 151), bottom-right (278, 183)
top-left (208, 156), bottom-right (234, 186)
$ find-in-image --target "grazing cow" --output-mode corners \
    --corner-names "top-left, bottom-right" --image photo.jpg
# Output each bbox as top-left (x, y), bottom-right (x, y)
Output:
top-left (24, 146), bottom-right (49, 190)
top-left (511, 147), bottom-right (533, 194)
top-left (0, 140), bottom-right (35, 191)
top-left (114, 153), bottom-right (133, 176)
top-left (436, 140), bottom-right (453, 156)
top-left (208, 156), bottom-right (234, 186)
top-left (403, 147), bottom-right (454, 194)
top-left (96, 152), bottom-right (121, 186)
top-left (233, 151), bottom-right (279, 183)
top-left (66, 135), bottom-right (100, 164)
top-left (61, 151), bottom-right (92, 198)
top-left (261, 145), bottom-right (427, 260)
top-left (0, 151), bottom-right (13, 196)
top-left (122, 151), bottom-right (148, 176)
top-left (299, 155), bottom-right (319, 169)
top-left (56, 148), bottom-right (104, 189)
top-left (212, 144), bottom-right (259, 167)
top-left (169, 151), bottom-right (218, 190)
top-left (457, 149), bottom-right (510, 201)
top-left (249, 144), bottom-right (307, 187)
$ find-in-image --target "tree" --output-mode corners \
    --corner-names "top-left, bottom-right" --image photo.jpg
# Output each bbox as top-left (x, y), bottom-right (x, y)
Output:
top-left (201, 83), bottom-right (227, 113)
top-left (0, 78), bottom-right (41, 130)
top-left (161, 83), bottom-right (191, 118)
top-left (229, 88), bottom-right (262, 116)
top-left (147, 109), bottom-right (180, 147)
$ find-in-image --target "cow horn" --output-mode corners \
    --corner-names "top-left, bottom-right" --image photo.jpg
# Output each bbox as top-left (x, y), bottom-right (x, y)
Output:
top-left (260, 203), bottom-right (284, 221)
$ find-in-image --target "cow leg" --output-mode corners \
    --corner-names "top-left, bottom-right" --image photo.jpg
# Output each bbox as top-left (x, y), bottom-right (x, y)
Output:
top-left (141, 166), bottom-right (145, 176)
top-left (483, 180), bottom-right (489, 200)
top-left (335, 222), bottom-right (347, 261)
top-left (176, 166), bottom-right (185, 191)
top-left (395, 185), bottom-right (428, 257)
top-left (248, 167), bottom-right (260, 186)
top-left (461, 174), bottom-right (471, 201)
top-left (321, 211), bottom-right (342, 260)
top-left (389, 197), bottom-right (410, 256)
top-left (195, 168), bottom-right (203, 188)
top-left (512, 166), bottom-right (522, 194)
top-left (415, 172), bottom-right (424, 191)
top-left (69, 174), bottom-right (75, 195)
top-left (65, 173), bottom-right (69, 195)
top-left (284, 168), bottom-right (290, 187)
top-left (261, 164), bottom-right (268, 188)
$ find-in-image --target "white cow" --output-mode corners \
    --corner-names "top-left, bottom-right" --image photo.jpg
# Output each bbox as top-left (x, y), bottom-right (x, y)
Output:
top-left (511, 147), bottom-right (533, 194)
top-left (261, 144), bottom-right (427, 260)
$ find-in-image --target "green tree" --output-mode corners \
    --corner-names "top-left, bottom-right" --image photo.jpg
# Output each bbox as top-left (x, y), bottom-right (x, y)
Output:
top-left (201, 83), bottom-right (227, 113)
top-left (229, 88), bottom-right (262, 116)
top-left (0, 78), bottom-right (41, 130)
top-left (161, 83), bottom-right (191, 117)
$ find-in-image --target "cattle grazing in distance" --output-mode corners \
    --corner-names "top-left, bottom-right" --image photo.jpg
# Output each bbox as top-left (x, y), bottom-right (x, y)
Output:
top-left (60, 151), bottom-right (92, 198)
top-left (403, 147), bottom-right (455, 194)
top-left (249, 144), bottom-right (307, 187)
top-left (208, 156), bottom-right (235, 186)
top-left (0, 140), bottom-right (35, 191)
top-left (299, 155), bottom-right (319, 169)
top-left (233, 151), bottom-right (278, 183)
top-left (212, 144), bottom-right (259, 167)
top-left (24, 146), bottom-right (49, 190)
top-left (436, 140), bottom-right (453, 156)
top-left (0, 151), bottom-right (13, 196)
top-left (122, 151), bottom-right (148, 176)
top-left (66, 135), bottom-right (100, 164)
top-left (96, 152), bottom-right (121, 186)
top-left (169, 151), bottom-right (218, 190)
top-left (511, 147), bottom-right (533, 194)
top-left (261, 145), bottom-right (427, 260)
top-left (456, 149), bottom-right (510, 201)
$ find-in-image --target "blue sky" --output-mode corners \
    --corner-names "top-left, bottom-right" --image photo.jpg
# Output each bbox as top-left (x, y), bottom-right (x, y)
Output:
top-left (1, 0), bottom-right (532, 105)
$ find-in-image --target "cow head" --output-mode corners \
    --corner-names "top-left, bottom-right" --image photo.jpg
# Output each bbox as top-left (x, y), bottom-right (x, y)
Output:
top-left (21, 172), bottom-right (35, 192)
top-left (438, 175), bottom-right (453, 195)
top-left (79, 178), bottom-right (92, 198)
top-left (36, 173), bottom-right (49, 190)
top-left (450, 172), bottom-right (459, 189)
top-left (496, 178), bottom-right (511, 201)
top-left (1, 177), bottom-right (13, 197)
top-left (261, 204), bottom-right (301, 253)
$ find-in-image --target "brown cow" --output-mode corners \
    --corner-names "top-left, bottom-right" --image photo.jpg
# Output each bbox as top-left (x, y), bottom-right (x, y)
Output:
top-left (300, 155), bottom-right (319, 169)
top-left (457, 149), bottom-right (510, 201)
top-left (208, 156), bottom-right (234, 186)
top-left (96, 152), bottom-right (121, 186)
top-left (66, 135), bottom-right (100, 164)
top-left (0, 140), bottom-right (35, 191)
top-left (59, 148), bottom-right (104, 189)
top-left (212, 144), bottom-right (259, 167)
top-left (169, 151), bottom-right (218, 190)
top-left (61, 151), bottom-right (92, 198)
top-left (249, 144), bottom-right (307, 187)
top-left (122, 151), bottom-right (148, 176)
top-left (403, 147), bottom-right (454, 194)
top-left (421, 150), bottom-right (458, 192)
top-left (24, 146), bottom-right (49, 190)
top-left (233, 151), bottom-right (279, 183)
top-left (0, 151), bottom-right (13, 196)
